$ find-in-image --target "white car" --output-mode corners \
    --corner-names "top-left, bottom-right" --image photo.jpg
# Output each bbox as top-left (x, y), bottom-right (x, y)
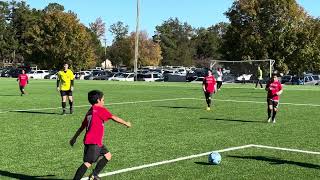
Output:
top-left (78, 71), bottom-right (91, 80)
top-left (27, 70), bottom-right (50, 79)
top-left (114, 73), bottom-right (135, 81)
top-left (236, 74), bottom-right (253, 81)
top-left (143, 73), bottom-right (163, 82)
top-left (108, 73), bottom-right (123, 81)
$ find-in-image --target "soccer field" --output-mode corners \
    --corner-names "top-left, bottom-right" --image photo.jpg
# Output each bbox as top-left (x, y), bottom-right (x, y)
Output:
top-left (0, 78), bottom-right (319, 180)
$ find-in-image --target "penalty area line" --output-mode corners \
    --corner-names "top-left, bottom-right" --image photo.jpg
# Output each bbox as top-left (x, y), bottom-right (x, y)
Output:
top-left (82, 144), bottom-right (320, 179)
top-left (81, 144), bottom-right (253, 179)
top-left (252, 144), bottom-right (320, 155)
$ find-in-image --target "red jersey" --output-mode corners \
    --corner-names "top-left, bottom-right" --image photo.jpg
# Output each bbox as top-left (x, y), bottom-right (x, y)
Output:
top-left (266, 80), bottom-right (282, 101)
top-left (81, 105), bottom-right (113, 147)
top-left (18, 74), bottom-right (29, 86)
top-left (203, 75), bottom-right (216, 93)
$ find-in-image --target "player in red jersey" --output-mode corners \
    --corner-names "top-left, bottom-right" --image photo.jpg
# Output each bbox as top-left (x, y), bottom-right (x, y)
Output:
top-left (265, 73), bottom-right (283, 123)
top-left (70, 90), bottom-right (131, 180)
top-left (203, 69), bottom-right (217, 111)
top-left (17, 69), bottom-right (29, 96)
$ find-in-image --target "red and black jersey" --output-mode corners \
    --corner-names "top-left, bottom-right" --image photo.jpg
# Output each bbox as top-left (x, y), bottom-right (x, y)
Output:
top-left (266, 80), bottom-right (282, 101)
top-left (18, 74), bottom-right (28, 86)
top-left (203, 75), bottom-right (216, 93)
top-left (81, 105), bottom-right (113, 147)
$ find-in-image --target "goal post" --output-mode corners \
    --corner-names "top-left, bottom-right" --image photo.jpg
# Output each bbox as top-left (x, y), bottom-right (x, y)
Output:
top-left (210, 59), bottom-right (275, 82)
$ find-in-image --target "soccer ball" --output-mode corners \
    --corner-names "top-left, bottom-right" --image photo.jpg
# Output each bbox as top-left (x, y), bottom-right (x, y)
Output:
top-left (208, 152), bottom-right (221, 165)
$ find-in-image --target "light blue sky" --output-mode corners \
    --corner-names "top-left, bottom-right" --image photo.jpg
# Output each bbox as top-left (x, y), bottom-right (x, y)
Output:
top-left (25, 0), bottom-right (320, 44)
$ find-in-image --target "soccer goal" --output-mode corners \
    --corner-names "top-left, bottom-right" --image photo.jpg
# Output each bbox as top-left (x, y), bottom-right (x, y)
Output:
top-left (210, 59), bottom-right (275, 83)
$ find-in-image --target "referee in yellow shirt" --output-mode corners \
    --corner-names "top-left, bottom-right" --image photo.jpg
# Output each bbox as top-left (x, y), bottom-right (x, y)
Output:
top-left (57, 63), bottom-right (75, 115)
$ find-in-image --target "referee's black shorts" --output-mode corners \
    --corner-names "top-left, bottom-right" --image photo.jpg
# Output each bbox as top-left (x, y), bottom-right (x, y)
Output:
top-left (60, 90), bottom-right (72, 97)
top-left (83, 144), bottom-right (109, 163)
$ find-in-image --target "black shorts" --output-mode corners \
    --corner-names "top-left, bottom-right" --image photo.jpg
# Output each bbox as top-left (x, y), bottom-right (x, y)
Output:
top-left (60, 90), bottom-right (72, 97)
top-left (204, 92), bottom-right (212, 99)
top-left (83, 144), bottom-right (109, 163)
top-left (267, 99), bottom-right (279, 109)
top-left (19, 86), bottom-right (25, 91)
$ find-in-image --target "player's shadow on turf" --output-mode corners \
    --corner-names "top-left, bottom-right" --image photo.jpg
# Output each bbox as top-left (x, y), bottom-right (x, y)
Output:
top-left (200, 118), bottom-right (264, 123)
top-left (12, 110), bottom-right (60, 115)
top-left (194, 162), bottom-right (212, 166)
top-left (154, 105), bottom-right (202, 109)
top-left (0, 170), bottom-right (65, 180)
top-left (228, 155), bottom-right (320, 170)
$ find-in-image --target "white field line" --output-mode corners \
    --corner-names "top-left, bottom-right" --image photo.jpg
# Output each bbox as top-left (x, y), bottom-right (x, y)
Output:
top-left (0, 98), bottom-right (199, 114)
top-left (80, 144), bottom-right (253, 180)
top-left (81, 144), bottom-right (320, 179)
top-left (252, 144), bottom-right (320, 155)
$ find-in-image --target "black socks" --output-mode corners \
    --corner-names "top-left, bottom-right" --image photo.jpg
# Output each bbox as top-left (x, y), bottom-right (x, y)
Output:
top-left (73, 163), bottom-right (88, 180)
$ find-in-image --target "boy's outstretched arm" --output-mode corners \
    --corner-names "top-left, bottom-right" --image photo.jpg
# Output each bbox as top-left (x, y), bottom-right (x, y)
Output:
top-left (111, 115), bottom-right (131, 128)
top-left (70, 126), bottom-right (85, 146)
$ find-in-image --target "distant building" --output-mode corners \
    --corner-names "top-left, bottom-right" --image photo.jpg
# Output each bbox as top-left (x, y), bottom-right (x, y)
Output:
top-left (101, 59), bottom-right (113, 69)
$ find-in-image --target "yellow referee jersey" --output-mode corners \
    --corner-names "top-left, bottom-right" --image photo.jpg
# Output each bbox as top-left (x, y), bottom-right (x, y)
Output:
top-left (57, 69), bottom-right (74, 91)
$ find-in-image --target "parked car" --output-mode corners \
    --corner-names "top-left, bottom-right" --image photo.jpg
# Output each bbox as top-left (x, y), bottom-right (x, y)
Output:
top-left (190, 76), bottom-right (204, 83)
top-left (312, 75), bottom-right (320, 85)
top-left (303, 75), bottom-right (318, 85)
top-left (142, 73), bottom-right (163, 82)
top-left (27, 70), bottom-right (49, 79)
top-left (93, 71), bottom-right (113, 80)
top-left (284, 76), bottom-right (303, 85)
top-left (108, 72), bottom-right (123, 81)
top-left (281, 75), bottom-right (293, 84)
top-left (113, 73), bottom-right (135, 81)
top-left (1, 68), bottom-right (20, 77)
top-left (235, 74), bottom-right (253, 82)
top-left (44, 71), bottom-right (58, 79)
top-left (84, 71), bottom-right (102, 80)
top-left (77, 71), bottom-right (91, 80)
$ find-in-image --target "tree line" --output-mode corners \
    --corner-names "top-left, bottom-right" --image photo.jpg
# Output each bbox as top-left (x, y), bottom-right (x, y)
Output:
top-left (1, 0), bottom-right (319, 74)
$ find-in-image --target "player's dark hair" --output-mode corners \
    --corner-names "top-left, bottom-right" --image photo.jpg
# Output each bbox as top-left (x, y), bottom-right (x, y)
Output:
top-left (88, 90), bottom-right (104, 105)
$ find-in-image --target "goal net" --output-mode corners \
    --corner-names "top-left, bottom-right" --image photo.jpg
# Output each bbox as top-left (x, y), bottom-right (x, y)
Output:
top-left (210, 59), bottom-right (275, 83)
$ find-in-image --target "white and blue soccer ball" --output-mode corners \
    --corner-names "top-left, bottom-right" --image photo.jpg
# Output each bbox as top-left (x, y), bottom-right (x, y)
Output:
top-left (208, 152), bottom-right (221, 165)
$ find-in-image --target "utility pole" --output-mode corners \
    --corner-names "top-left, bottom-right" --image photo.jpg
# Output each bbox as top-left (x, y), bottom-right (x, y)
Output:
top-left (134, 0), bottom-right (140, 81)
top-left (103, 38), bottom-right (107, 70)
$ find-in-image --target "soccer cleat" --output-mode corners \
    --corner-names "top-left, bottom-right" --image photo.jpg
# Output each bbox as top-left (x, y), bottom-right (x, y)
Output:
top-left (206, 107), bottom-right (211, 111)
top-left (267, 118), bottom-right (271, 123)
top-left (70, 108), bottom-right (74, 114)
top-left (62, 110), bottom-right (67, 115)
top-left (89, 175), bottom-right (101, 180)
top-left (272, 119), bottom-right (276, 123)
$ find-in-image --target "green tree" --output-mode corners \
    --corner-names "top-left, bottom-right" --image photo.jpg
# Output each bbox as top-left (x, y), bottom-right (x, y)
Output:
top-left (89, 17), bottom-right (105, 39)
top-left (109, 21), bottom-right (129, 41)
top-left (193, 23), bottom-right (228, 67)
top-left (155, 18), bottom-right (195, 66)
top-left (108, 38), bottom-right (132, 67)
top-left (25, 10), bottom-right (97, 70)
top-left (129, 31), bottom-right (162, 66)
top-left (0, 1), bottom-right (10, 62)
top-left (222, 0), bottom-right (310, 74)
top-left (43, 3), bottom-right (65, 12)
